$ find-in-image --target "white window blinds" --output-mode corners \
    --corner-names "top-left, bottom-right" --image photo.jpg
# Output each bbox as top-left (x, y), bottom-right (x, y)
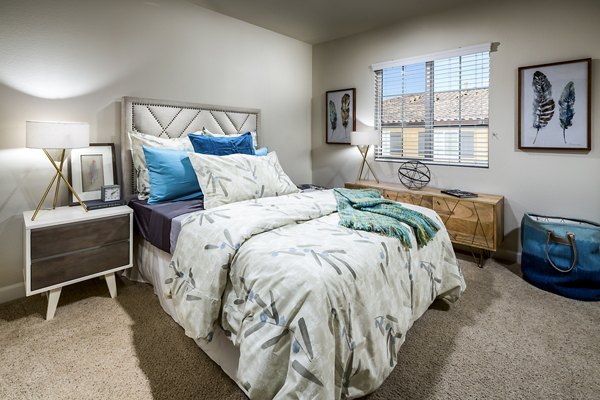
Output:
top-left (373, 43), bottom-right (491, 167)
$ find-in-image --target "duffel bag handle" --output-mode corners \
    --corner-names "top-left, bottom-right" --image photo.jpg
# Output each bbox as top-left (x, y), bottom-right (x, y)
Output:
top-left (545, 231), bottom-right (577, 273)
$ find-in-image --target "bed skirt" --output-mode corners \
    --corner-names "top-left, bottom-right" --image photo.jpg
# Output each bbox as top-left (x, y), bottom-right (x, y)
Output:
top-left (124, 235), bottom-right (246, 395)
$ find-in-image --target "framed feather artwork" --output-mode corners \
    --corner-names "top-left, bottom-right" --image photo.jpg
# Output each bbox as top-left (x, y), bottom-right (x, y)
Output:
top-left (518, 58), bottom-right (591, 150)
top-left (326, 88), bottom-right (356, 144)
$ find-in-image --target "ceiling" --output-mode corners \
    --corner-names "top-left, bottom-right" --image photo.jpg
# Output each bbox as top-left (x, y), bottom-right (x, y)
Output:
top-left (188, 0), bottom-right (479, 44)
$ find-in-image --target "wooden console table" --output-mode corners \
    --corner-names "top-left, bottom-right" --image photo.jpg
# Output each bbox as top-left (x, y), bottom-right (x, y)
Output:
top-left (345, 180), bottom-right (504, 265)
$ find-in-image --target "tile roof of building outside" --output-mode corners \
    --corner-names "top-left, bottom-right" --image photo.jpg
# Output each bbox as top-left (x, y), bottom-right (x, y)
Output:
top-left (382, 88), bottom-right (488, 125)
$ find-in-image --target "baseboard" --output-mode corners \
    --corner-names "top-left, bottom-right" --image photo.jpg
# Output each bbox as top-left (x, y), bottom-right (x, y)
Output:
top-left (454, 243), bottom-right (521, 265)
top-left (0, 282), bottom-right (25, 304)
top-left (493, 249), bottom-right (521, 264)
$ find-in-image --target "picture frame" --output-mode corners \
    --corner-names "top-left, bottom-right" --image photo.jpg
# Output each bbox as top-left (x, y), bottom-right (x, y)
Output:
top-left (69, 143), bottom-right (118, 203)
top-left (518, 58), bottom-right (591, 150)
top-left (326, 88), bottom-right (356, 144)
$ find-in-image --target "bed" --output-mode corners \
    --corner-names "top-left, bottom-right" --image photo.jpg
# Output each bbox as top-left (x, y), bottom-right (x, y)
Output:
top-left (120, 96), bottom-right (465, 399)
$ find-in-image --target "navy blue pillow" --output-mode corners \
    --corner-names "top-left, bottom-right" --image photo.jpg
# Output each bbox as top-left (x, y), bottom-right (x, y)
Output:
top-left (143, 146), bottom-right (203, 204)
top-left (188, 132), bottom-right (256, 156)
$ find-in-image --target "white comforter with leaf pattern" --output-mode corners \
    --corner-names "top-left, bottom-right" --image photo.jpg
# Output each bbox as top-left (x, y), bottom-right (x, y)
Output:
top-left (165, 190), bottom-right (465, 399)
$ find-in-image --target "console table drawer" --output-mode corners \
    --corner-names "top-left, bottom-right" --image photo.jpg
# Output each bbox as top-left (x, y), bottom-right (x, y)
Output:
top-left (30, 241), bottom-right (130, 291)
top-left (384, 190), bottom-right (433, 208)
top-left (31, 215), bottom-right (130, 260)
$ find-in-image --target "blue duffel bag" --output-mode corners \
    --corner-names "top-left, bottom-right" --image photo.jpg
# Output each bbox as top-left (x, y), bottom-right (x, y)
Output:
top-left (521, 213), bottom-right (600, 301)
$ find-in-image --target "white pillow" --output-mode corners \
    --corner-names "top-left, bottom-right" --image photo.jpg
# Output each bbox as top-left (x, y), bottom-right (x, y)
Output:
top-left (129, 131), bottom-right (193, 199)
top-left (188, 151), bottom-right (299, 209)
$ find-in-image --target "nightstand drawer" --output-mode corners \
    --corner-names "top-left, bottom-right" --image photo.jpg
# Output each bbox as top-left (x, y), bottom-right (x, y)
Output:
top-left (30, 241), bottom-right (130, 291)
top-left (31, 215), bottom-right (129, 260)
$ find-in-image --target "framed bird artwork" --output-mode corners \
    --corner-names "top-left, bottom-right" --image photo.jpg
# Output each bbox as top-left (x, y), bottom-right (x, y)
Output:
top-left (326, 88), bottom-right (356, 144)
top-left (518, 58), bottom-right (591, 151)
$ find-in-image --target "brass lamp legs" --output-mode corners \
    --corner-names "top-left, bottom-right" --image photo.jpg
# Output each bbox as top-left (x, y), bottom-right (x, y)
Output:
top-left (356, 145), bottom-right (379, 183)
top-left (52, 149), bottom-right (66, 209)
top-left (31, 149), bottom-right (88, 221)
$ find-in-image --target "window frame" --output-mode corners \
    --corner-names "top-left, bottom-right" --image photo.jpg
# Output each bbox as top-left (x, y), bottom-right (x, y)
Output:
top-left (373, 43), bottom-right (491, 168)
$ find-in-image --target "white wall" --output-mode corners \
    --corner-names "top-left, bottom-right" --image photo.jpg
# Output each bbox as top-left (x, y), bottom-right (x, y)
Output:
top-left (312, 0), bottom-right (600, 259)
top-left (0, 0), bottom-right (312, 302)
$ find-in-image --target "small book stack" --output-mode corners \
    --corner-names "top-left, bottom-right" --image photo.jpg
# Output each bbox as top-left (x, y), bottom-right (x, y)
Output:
top-left (82, 199), bottom-right (126, 210)
top-left (441, 189), bottom-right (478, 198)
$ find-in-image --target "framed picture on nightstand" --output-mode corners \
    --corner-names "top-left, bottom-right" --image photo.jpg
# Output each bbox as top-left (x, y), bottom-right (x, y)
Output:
top-left (69, 143), bottom-right (118, 203)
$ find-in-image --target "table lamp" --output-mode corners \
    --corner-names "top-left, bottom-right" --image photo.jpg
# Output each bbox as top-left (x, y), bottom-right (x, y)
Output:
top-left (26, 121), bottom-right (90, 220)
top-left (351, 130), bottom-right (380, 183)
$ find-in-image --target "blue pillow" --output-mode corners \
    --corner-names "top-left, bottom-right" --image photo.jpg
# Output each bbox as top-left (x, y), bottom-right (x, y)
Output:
top-left (188, 132), bottom-right (255, 156)
top-left (255, 147), bottom-right (268, 156)
top-left (143, 146), bottom-right (202, 204)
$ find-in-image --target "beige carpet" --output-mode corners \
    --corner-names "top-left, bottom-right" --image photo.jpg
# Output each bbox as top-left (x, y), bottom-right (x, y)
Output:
top-left (1, 257), bottom-right (599, 400)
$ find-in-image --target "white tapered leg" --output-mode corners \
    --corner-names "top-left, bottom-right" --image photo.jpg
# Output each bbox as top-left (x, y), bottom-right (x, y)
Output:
top-left (46, 287), bottom-right (62, 320)
top-left (105, 273), bottom-right (117, 298)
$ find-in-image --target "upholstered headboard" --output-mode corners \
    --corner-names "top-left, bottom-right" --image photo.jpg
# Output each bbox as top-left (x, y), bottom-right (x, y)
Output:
top-left (120, 96), bottom-right (261, 199)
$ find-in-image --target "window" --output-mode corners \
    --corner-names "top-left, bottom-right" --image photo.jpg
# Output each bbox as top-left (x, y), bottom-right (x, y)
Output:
top-left (373, 44), bottom-right (491, 167)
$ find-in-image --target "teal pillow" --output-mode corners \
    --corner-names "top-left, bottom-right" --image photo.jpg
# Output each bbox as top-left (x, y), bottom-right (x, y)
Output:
top-left (255, 147), bottom-right (268, 156)
top-left (143, 146), bottom-right (202, 204)
top-left (188, 131), bottom-right (255, 156)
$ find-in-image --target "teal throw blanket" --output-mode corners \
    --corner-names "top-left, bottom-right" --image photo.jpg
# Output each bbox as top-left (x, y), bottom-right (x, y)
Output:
top-left (334, 188), bottom-right (439, 248)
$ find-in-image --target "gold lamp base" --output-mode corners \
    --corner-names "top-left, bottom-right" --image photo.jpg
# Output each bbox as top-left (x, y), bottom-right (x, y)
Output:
top-left (356, 145), bottom-right (379, 183)
top-left (31, 149), bottom-right (88, 221)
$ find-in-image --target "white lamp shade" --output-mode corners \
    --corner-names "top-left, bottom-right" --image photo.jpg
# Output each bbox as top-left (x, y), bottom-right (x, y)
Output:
top-left (26, 121), bottom-right (90, 149)
top-left (351, 130), bottom-right (380, 146)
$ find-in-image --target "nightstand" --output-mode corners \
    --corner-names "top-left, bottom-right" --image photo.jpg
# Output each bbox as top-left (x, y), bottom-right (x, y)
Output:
top-left (23, 206), bottom-right (133, 320)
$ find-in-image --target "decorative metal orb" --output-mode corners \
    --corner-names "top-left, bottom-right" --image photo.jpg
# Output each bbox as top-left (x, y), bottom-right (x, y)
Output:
top-left (397, 160), bottom-right (431, 190)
